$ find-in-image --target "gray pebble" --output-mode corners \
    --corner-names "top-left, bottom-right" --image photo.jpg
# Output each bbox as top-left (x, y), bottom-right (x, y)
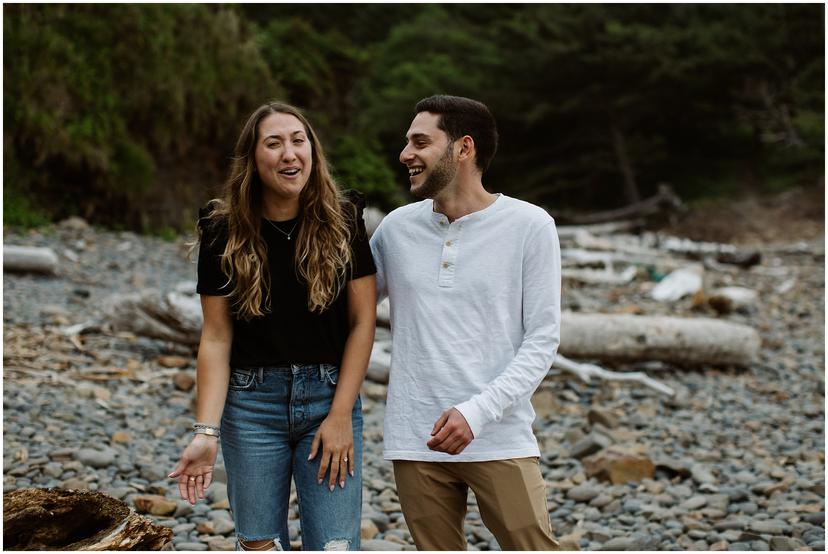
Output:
top-left (681, 495), bottom-right (707, 510)
top-left (769, 537), bottom-right (805, 551)
top-left (140, 463), bottom-right (168, 482)
top-left (213, 518), bottom-right (235, 535)
top-left (599, 537), bottom-right (634, 550)
top-left (206, 483), bottom-right (228, 504)
top-left (739, 501), bottom-right (759, 515)
top-left (173, 501), bottom-right (194, 519)
top-left (361, 539), bottom-right (406, 551)
top-left (75, 448), bottom-right (115, 469)
top-left (567, 483), bottom-right (601, 502)
top-left (173, 523), bottom-right (196, 534)
top-left (749, 519), bottom-right (789, 535)
top-left (175, 542), bottom-right (208, 551)
top-left (589, 493), bottom-right (614, 508)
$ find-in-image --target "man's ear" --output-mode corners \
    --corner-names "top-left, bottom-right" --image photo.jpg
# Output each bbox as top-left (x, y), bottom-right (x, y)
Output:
top-left (457, 135), bottom-right (475, 163)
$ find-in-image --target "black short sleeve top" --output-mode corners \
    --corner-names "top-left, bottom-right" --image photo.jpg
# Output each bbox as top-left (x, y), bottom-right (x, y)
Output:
top-left (196, 191), bottom-right (376, 367)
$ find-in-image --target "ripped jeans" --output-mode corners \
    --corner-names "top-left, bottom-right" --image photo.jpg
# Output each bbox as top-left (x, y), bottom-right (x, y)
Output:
top-left (221, 364), bottom-right (363, 551)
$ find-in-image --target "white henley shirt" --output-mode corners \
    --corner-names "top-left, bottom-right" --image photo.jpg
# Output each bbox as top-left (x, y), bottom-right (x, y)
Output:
top-left (370, 194), bottom-right (561, 461)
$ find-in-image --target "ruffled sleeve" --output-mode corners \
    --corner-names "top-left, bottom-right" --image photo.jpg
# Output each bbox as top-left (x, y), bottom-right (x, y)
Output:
top-left (341, 190), bottom-right (377, 280)
top-left (196, 206), bottom-right (232, 296)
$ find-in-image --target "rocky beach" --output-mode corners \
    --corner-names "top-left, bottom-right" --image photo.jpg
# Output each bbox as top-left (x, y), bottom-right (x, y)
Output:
top-left (3, 203), bottom-right (825, 551)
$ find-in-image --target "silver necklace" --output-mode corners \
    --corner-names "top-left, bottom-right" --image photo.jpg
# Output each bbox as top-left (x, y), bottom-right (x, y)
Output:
top-left (265, 218), bottom-right (299, 240)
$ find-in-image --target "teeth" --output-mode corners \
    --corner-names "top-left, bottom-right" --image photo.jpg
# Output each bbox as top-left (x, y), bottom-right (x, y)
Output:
top-left (409, 167), bottom-right (424, 176)
top-left (281, 169), bottom-right (299, 175)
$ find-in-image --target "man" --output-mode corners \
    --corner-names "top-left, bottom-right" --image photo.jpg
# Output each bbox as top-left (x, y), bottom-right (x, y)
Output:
top-left (369, 95), bottom-right (561, 550)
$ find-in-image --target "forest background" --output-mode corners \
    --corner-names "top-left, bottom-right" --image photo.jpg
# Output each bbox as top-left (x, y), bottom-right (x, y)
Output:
top-left (4, 3), bottom-right (824, 234)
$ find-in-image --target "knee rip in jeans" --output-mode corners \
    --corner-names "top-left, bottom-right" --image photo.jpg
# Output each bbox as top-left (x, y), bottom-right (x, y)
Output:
top-left (323, 539), bottom-right (350, 551)
top-left (238, 537), bottom-right (282, 551)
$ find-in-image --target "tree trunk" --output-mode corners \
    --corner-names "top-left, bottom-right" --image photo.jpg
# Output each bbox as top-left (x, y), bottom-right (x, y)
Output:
top-left (611, 122), bottom-right (641, 204)
top-left (4, 246), bottom-right (59, 275)
top-left (3, 488), bottom-right (173, 550)
top-left (559, 312), bottom-right (760, 366)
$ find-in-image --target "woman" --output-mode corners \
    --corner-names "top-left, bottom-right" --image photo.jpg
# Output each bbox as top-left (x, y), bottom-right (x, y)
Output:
top-left (169, 102), bottom-right (376, 551)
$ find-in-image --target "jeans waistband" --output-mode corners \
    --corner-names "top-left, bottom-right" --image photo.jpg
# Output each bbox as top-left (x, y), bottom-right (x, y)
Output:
top-left (232, 364), bottom-right (338, 384)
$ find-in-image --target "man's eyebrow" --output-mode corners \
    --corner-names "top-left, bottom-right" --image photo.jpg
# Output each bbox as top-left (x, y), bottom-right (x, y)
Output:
top-left (406, 132), bottom-right (430, 141)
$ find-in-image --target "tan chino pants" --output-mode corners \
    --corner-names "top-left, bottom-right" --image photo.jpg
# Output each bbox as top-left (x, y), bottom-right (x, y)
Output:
top-left (393, 457), bottom-right (560, 551)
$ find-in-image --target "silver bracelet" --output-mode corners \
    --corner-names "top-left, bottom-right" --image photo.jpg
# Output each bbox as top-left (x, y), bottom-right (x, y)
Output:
top-left (194, 428), bottom-right (220, 438)
top-left (193, 423), bottom-right (220, 438)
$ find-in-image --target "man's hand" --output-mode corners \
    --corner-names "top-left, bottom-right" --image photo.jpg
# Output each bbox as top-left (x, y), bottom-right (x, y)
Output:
top-left (427, 408), bottom-right (474, 455)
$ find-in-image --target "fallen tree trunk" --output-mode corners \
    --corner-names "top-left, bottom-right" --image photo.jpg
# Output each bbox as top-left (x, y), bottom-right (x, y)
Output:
top-left (3, 488), bottom-right (172, 550)
top-left (556, 219), bottom-right (646, 241)
top-left (99, 288), bottom-right (759, 368)
top-left (4, 245), bottom-right (59, 275)
top-left (102, 289), bottom-right (201, 345)
top-left (553, 353), bottom-right (674, 396)
top-left (563, 266), bottom-right (638, 285)
top-left (556, 184), bottom-right (685, 226)
top-left (559, 312), bottom-right (760, 366)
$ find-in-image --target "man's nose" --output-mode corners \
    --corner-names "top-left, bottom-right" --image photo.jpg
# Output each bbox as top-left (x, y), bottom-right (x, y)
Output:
top-left (400, 144), bottom-right (413, 164)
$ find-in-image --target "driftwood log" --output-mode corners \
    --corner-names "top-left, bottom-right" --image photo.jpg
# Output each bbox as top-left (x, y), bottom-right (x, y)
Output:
top-left (3, 488), bottom-right (172, 550)
top-left (102, 289), bottom-right (201, 345)
top-left (4, 245), bottom-right (59, 275)
top-left (553, 354), bottom-right (675, 396)
top-left (555, 184), bottom-right (685, 225)
top-left (376, 306), bottom-right (759, 367)
top-left (559, 312), bottom-right (760, 366)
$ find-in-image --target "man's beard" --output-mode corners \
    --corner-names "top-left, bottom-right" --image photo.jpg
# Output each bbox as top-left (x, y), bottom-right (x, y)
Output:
top-left (411, 145), bottom-right (457, 199)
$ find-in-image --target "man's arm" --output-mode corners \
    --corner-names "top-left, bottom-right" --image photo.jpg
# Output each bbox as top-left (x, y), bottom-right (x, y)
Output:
top-left (429, 220), bottom-right (561, 454)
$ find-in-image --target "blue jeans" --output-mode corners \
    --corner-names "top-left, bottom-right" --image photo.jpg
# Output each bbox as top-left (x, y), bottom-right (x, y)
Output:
top-left (220, 364), bottom-right (363, 551)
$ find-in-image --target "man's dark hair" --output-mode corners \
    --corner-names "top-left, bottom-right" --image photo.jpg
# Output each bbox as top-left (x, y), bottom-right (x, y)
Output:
top-left (415, 95), bottom-right (498, 173)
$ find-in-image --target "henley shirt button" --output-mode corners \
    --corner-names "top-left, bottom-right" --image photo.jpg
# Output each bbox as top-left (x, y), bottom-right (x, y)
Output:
top-left (445, 240), bottom-right (453, 247)
top-left (442, 261), bottom-right (450, 269)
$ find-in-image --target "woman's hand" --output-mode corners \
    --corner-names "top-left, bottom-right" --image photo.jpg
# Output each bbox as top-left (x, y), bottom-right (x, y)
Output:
top-left (169, 435), bottom-right (219, 504)
top-left (309, 413), bottom-right (354, 491)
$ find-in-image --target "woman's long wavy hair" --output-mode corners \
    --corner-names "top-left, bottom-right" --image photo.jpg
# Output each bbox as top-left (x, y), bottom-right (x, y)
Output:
top-left (200, 102), bottom-right (353, 319)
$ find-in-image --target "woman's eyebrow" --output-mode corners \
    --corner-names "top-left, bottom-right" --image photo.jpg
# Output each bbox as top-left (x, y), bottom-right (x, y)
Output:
top-left (263, 130), bottom-right (306, 140)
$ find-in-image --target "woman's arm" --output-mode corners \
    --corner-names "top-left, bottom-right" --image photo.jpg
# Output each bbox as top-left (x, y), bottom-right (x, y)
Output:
top-left (310, 274), bottom-right (376, 490)
top-left (170, 295), bottom-right (233, 504)
top-left (195, 295), bottom-right (234, 425)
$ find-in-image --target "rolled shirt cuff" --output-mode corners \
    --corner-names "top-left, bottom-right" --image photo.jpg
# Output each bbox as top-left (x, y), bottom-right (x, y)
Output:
top-left (452, 400), bottom-right (490, 439)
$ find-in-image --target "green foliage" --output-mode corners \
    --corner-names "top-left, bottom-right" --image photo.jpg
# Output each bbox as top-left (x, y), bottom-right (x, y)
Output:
top-left (154, 226), bottom-right (179, 242)
top-left (3, 4), bottom-right (823, 230)
top-left (331, 136), bottom-right (404, 209)
top-left (4, 4), bottom-right (279, 229)
top-left (3, 186), bottom-right (50, 229)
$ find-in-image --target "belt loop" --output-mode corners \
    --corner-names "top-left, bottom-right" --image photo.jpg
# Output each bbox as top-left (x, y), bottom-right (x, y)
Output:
top-left (319, 364), bottom-right (325, 382)
top-left (257, 367), bottom-right (264, 384)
